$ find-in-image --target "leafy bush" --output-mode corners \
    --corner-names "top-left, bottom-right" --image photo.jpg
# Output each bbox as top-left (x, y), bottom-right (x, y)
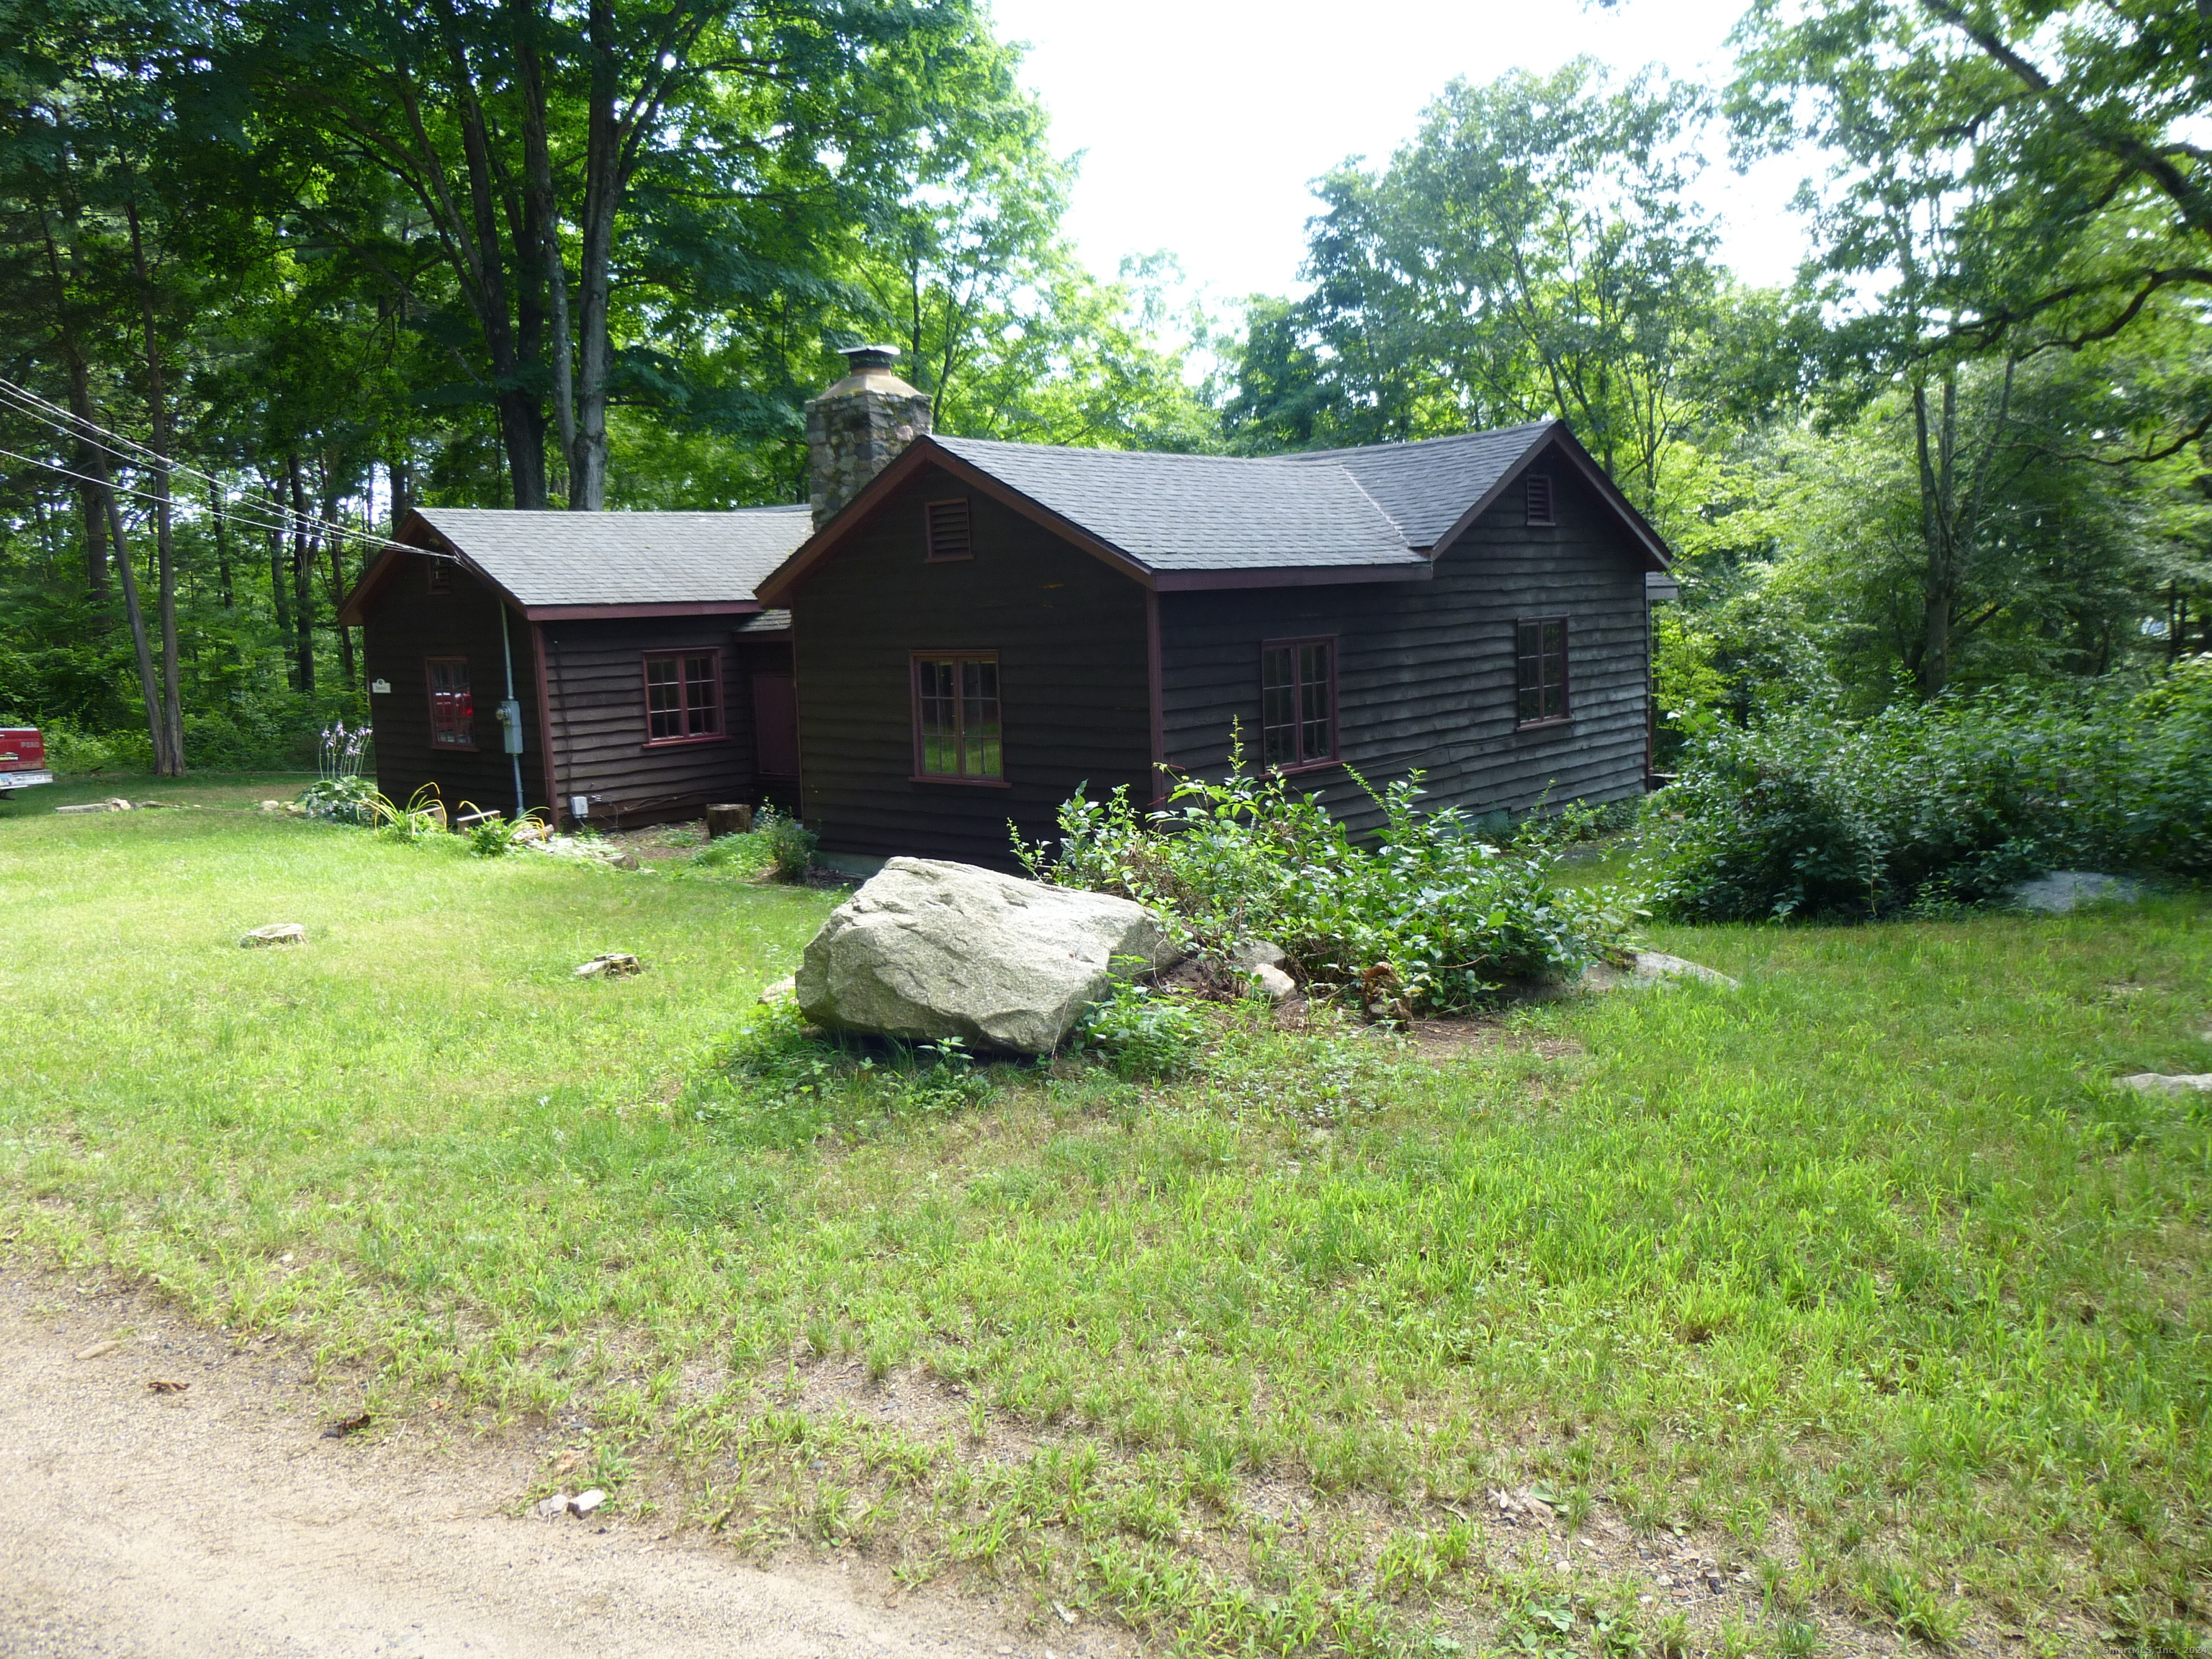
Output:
top-left (1082, 981), bottom-right (1211, 1079)
top-left (694, 806), bottom-right (817, 881)
top-left (1641, 657), bottom-right (2212, 921)
top-left (455, 804), bottom-right (547, 857)
top-left (1020, 748), bottom-right (1640, 1017)
top-left (297, 773), bottom-right (381, 824)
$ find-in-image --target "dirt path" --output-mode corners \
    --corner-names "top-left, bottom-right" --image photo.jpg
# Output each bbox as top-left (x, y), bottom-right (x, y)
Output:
top-left (0, 1272), bottom-right (1062, 1659)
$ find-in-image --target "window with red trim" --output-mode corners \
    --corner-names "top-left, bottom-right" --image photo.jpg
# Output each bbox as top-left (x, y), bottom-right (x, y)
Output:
top-left (912, 653), bottom-right (1002, 779)
top-left (644, 650), bottom-right (723, 742)
top-left (428, 658), bottom-right (475, 748)
top-left (1516, 619), bottom-right (1570, 724)
top-left (1261, 639), bottom-right (1336, 770)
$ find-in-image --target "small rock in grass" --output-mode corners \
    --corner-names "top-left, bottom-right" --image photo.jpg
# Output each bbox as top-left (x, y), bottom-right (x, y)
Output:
top-left (2118, 1072), bottom-right (2212, 1095)
top-left (758, 974), bottom-right (796, 1004)
top-left (1579, 950), bottom-right (1739, 993)
top-left (1251, 963), bottom-right (1297, 1002)
top-left (1052, 1601), bottom-right (1079, 1627)
top-left (240, 923), bottom-right (307, 948)
top-left (73, 1340), bottom-right (119, 1361)
top-left (55, 801), bottom-right (125, 814)
top-left (258, 799), bottom-right (284, 812)
top-left (322, 1411), bottom-right (372, 1439)
top-left (567, 1488), bottom-right (606, 1518)
top-left (574, 953), bottom-right (641, 979)
top-left (2008, 871), bottom-right (2145, 914)
top-left (533, 1493), bottom-right (570, 1520)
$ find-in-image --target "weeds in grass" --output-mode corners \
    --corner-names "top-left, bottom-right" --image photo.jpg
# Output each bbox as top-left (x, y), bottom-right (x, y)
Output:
top-left (6, 794), bottom-right (2211, 1658)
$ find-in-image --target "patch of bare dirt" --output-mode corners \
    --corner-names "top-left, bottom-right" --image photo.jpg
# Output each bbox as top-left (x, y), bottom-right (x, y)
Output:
top-left (0, 1267), bottom-right (1076, 1659)
top-left (1393, 1016), bottom-right (1586, 1062)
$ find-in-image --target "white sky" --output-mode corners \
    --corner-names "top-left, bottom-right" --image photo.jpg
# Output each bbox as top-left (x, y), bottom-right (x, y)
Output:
top-left (986, 0), bottom-right (1820, 311)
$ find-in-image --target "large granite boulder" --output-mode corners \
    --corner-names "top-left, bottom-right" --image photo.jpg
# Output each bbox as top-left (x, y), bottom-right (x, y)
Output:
top-left (795, 858), bottom-right (1174, 1054)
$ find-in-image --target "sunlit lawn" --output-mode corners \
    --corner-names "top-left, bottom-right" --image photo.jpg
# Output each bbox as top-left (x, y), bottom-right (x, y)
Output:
top-left (4, 788), bottom-right (2207, 1658)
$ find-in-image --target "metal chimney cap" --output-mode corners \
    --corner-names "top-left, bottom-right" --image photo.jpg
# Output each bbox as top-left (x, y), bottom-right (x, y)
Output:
top-left (840, 343), bottom-right (902, 372)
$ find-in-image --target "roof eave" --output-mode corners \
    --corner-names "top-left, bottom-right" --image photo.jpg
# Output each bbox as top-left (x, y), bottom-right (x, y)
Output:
top-left (1152, 562), bottom-right (1433, 591)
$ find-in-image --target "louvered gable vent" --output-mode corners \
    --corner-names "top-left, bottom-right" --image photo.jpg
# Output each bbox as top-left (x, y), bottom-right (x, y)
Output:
top-left (925, 498), bottom-right (973, 561)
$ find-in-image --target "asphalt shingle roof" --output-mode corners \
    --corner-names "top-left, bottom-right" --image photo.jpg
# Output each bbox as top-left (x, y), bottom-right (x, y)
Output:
top-left (1275, 421), bottom-right (1559, 549)
top-left (417, 505), bottom-right (811, 606)
top-left (929, 421), bottom-right (1560, 571)
top-left (932, 436), bottom-right (1426, 571)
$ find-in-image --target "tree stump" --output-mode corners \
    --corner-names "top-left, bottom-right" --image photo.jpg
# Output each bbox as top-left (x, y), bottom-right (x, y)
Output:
top-left (705, 802), bottom-right (754, 839)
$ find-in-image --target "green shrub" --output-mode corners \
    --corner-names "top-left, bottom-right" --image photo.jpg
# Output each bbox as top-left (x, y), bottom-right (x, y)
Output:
top-left (1082, 981), bottom-right (1210, 1079)
top-left (1641, 657), bottom-right (2212, 921)
top-left (297, 773), bottom-right (380, 824)
top-left (1020, 746), bottom-right (1640, 1017)
top-left (691, 806), bottom-right (818, 881)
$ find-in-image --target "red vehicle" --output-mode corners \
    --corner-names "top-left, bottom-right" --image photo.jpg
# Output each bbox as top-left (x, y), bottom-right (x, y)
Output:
top-left (0, 728), bottom-right (53, 796)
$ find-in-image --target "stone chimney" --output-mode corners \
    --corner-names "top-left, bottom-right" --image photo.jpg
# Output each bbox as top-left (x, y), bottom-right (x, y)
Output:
top-left (805, 343), bottom-right (933, 529)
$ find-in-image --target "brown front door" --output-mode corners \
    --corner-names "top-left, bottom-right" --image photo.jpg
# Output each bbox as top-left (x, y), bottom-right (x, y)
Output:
top-left (751, 673), bottom-right (799, 779)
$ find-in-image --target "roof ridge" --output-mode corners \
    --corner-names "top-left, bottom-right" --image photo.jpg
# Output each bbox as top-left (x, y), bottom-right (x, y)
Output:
top-left (1323, 459), bottom-right (1411, 546)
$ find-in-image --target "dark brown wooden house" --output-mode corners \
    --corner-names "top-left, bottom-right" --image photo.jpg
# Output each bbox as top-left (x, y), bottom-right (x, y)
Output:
top-left (343, 346), bottom-right (1673, 863)
top-left (755, 354), bottom-right (1675, 873)
top-left (337, 507), bottom-right (809, 827)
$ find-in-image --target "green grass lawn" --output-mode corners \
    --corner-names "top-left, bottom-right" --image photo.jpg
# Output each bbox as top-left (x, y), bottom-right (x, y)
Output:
top-left (3, 790), bottom-right (2207, 1658)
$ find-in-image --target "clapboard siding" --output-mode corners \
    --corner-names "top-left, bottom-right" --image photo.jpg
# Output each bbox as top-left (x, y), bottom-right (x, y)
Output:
top-left (791, 462), bottom-right (1151, 866)
top-left (1159, 462), bottom-right (1650, 834)
top-left (538, 618), bottom-right (758, 825)
top-left (361, 553), bottom-right (547, 818)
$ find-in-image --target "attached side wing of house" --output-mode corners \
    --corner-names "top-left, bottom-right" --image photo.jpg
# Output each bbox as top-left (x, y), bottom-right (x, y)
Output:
top-left (338, 507), bottom-right (811, 827)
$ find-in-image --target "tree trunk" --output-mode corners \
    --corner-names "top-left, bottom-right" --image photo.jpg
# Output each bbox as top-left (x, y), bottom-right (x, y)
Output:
top-left (39, 212), bottom-right (112, 596)
top-left (569, 0), bottom-right (622, 512)
top-left (212, 482), bottom-right (233, 608)
top-left (513, 0), bottom-right (577, 502)
top-left (126, 197), bottom-right (184, 776)
top-left (322, 467), bottom-right (356, 691)
top-left (102, 490), bottom-right (166, 770)
top-left (287, 454), bottom-right (316, 694)
top-left (264, 476), bottom-right (293, 643)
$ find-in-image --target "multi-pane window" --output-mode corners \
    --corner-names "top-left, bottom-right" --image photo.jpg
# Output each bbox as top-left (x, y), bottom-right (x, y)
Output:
top-left (428, 658), bottom-right (474, 748)
top-left (925, 498), bottom-right (973, 561)
top-left (1516, 619), bottom-right (1570, 725)
top-left (644, 651), bottom-right (722, 742)
top-left (1525, 472), bottom-right (1555, 526)
top-left (1261, 639), bottom-right (1336, 770)
top-left (912, 653), bottom-right (1002, 779)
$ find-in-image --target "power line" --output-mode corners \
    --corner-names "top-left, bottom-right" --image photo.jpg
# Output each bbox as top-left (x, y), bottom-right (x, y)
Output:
top-left (0, 376), bottom-right (423, 558)
top-left (0, 444), bottom-right (447, 562)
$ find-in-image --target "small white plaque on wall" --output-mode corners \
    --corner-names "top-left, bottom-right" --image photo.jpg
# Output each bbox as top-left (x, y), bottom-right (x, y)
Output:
top-left (370, 679), bottom-right (392, 695)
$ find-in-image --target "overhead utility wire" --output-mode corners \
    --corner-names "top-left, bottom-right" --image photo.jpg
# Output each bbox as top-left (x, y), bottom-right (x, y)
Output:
top-left (0, 377), bottom-right (428, 559)
top-left (0, 376), bottom-right (413, 555)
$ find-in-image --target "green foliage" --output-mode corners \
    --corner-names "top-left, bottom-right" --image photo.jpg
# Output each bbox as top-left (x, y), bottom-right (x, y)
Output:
top-left (1642, 658), bottom-right (2212, 920)
top-left (1080, 982), bottom-right (1210, 1081)
top-left (456, 806), bottom-right (547, 858)
top-left (369, 786), bottom-right (446, 845)
top-left (1022, 749), bottom-right (1640, 1015)
top-left (295, 773), bottom-right (379, 825)
top-left (696, 806), bottom-right (819, 882)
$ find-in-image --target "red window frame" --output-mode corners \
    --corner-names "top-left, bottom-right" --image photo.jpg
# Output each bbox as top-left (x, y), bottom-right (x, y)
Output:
top-left (1525, 472), bottom-right (1555, 527)
top-left (924, 498), bottom-right (973, 562)
top-left (1516, 617), bottom-right (1570, 727)
top-left (1260, 637), bottom-right (1338, 772)
top-left (643, 649), bottom-right (725, 745)
top-left (910, 651), bottom-right (1006, 785)
top-left (427, 657), bottom-right (476, 750)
